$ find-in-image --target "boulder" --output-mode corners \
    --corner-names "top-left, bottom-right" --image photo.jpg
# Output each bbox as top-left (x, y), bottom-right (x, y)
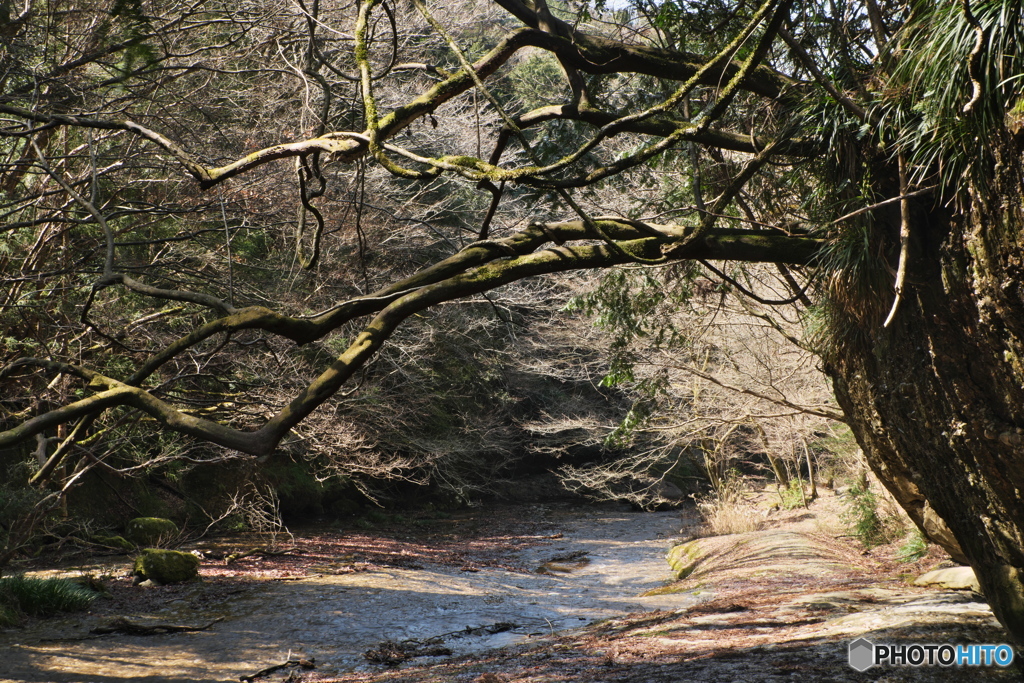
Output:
top-left (133, 549), bottom-right (200, 585)
top-left (91, 534), bottom-right (135, 551)
top-left (913, 566), bottom-right (981, 593)
top-left (125, 517), bottom-right (179, 546)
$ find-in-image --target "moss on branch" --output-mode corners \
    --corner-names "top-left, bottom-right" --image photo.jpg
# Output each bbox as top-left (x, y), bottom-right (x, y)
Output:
top-left (0, 226), bottom-right (821, 456)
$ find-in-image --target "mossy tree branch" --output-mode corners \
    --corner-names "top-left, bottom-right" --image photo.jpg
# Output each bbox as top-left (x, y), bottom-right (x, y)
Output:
top-left (0, 226), bottom-right (823, 456)
top-left (0, 3), bottom-right (808, 192)
top-left (0, 0), bottom-right (818, 462)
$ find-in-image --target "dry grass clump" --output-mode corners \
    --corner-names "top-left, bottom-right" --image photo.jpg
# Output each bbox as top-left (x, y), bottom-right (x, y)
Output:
top-left (694, 481), bottom-right (764, 536)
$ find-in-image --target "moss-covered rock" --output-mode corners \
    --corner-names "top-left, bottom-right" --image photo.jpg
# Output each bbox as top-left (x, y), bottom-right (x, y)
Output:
top-left (133, 549), bottom-right (200, 585)
top-left (92, 534), bottom-right (135, 551)
top-left (666, 540), bottom-right (702, 580)
top-left (125, 517), bottom-right (178, 546)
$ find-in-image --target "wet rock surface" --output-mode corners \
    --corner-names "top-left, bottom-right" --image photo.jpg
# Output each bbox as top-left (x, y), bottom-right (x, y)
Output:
top-left (303, 496), bottom-right (1019, 683)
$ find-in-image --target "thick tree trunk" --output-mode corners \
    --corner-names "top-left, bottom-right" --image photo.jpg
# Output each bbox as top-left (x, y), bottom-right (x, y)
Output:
top-left (828, 130), bottom-right (1024, 642)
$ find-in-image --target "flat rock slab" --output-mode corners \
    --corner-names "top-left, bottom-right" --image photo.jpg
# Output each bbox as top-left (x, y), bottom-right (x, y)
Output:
top-left (671, 529), bottom-right (863, 592)
top-left (914, 565), bottom-right (981, 592)
top-left (666, 529), bottom-right (1005, 650)
top-left (308, 495), bottom-right (1017, 682)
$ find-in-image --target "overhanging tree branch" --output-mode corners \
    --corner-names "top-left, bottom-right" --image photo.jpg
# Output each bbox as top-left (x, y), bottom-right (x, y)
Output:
top-left (0, 227), bottom-right (823, 455)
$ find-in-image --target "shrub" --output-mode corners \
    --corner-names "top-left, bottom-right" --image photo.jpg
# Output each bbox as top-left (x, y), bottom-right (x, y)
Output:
top-left (779, 479), bottom-right (807, 510)
top-left (843, 482), bottom-right (905, 547)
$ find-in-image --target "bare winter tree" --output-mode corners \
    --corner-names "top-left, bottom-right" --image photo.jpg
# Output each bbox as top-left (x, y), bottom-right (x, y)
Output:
top-left (558, 261), bottom-right (842, 507)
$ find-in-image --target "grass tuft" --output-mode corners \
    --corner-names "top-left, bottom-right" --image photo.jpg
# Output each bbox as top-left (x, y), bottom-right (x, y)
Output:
top-left (0, 575), bottom-right (100, 624)
top-left (896, 529), bottom-right (929, 563)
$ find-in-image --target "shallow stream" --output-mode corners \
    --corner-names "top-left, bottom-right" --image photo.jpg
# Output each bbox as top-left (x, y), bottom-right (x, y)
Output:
top-left (1, 505), bottom-right (697, 682)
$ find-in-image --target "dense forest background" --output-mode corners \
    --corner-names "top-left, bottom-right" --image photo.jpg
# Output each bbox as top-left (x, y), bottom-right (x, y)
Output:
top-left (0, 0), bottom-right (840, 545)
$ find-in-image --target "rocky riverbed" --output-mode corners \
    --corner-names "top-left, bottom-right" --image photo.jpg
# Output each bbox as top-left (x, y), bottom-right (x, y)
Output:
top-left (0, 495), bottom-right (1018, 682)
top-left (1, 504), bottom-right (692, 682)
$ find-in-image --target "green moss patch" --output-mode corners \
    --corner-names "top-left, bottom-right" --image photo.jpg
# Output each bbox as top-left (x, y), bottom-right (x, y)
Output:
top-left (666, 541), bottom-right (702, 580)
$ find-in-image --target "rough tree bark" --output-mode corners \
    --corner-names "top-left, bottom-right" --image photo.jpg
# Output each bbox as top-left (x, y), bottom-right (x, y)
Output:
top-left (830, 127), bottom-right (1024, 639)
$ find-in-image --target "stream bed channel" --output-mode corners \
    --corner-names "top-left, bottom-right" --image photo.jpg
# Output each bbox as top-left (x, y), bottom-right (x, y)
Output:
top-left (1, 505), bottom-right (697, 682)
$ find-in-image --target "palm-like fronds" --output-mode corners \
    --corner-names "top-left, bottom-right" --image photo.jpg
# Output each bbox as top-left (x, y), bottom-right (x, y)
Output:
top-left (801, 0), bottom-right (1023, 355)
top-left (877, 0), bottom-right (1024, 190)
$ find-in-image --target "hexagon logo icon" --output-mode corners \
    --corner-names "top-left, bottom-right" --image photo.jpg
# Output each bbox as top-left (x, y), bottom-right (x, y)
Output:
top-left (848, 637), bottom-right (875, 671)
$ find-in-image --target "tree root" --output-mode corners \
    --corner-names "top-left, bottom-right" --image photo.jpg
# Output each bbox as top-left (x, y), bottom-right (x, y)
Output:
top-left (364, 640), bottom-right (453, 665)
top-left (363, 622), bottom-right (518, 665)
top-left (89, 616), bottom-right (224, 636)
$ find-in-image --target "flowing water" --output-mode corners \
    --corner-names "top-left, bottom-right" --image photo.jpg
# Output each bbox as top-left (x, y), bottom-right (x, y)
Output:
top-left (1, 506), bottom-right (698, 682)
